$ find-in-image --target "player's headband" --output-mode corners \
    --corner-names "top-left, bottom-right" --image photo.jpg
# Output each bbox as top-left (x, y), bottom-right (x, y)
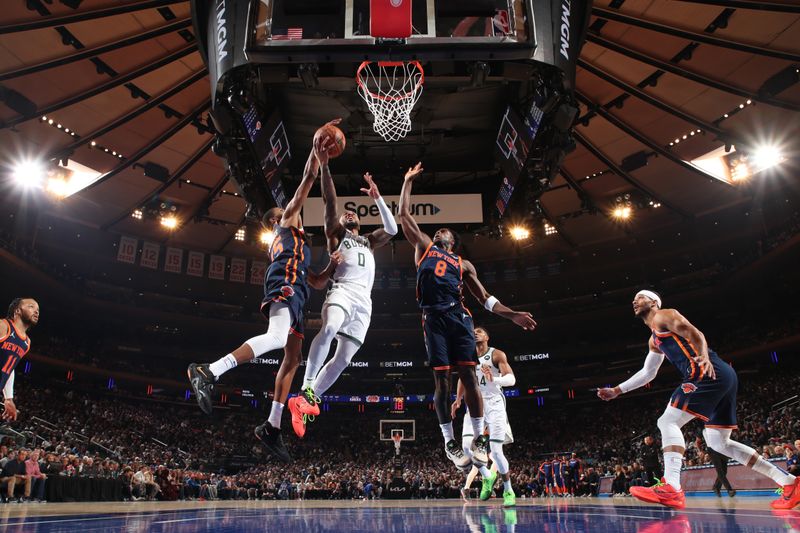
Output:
top-left (635, 290), bottom-right (662, 308)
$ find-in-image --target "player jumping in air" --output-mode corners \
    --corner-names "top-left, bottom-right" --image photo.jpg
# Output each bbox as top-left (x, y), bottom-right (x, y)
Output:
top-left (397, 162), bottom-right (536, 472)
top-left (598, 290), bottom-right (799, 510)
top-left (187, 128), bottom-right (342, 462)
top-left (286, 151), bottom-right (398, 437)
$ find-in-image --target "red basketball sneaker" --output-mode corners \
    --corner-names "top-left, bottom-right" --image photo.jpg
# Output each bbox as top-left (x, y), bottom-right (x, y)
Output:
top-left (630, 479), bottom-right (686, 510)
top-left (287, 388), bottom-right (321, 438)
top-left (771, 477), bottom-right (800, 510)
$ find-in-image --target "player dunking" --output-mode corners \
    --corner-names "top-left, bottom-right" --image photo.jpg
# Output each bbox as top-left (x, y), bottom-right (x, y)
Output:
top-left (287, 155), bottom-right (398, 437)
top-left (1, 298), bottom-right (38, 421)
top-left (598, 290), bottom-right (799, 510)
top-left (397, 162), bottom-right (536, 471)
top-left (187, 129), bottom-right (342, 462)
top-left (452, 326), bottom-right (517, 507)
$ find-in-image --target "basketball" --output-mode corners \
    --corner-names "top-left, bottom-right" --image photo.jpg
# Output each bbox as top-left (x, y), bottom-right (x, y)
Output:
top-left (314, 124), bottom-right (346, 159)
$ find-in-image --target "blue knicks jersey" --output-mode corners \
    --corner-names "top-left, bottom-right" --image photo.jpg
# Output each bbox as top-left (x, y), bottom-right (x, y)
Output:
top-left (267, 226), bottom-right (311, 291)
top-left (416, 243), bottom-right (464, 312)
top-left (1, 319), bottom-right (30, 376)
top-left (653, 330), bottom-right (723, 382)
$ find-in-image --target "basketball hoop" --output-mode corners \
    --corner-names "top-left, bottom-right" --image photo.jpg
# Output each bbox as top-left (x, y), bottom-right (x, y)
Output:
top-left (391, 432), bottom-right (403, 454)
top-left (356, 61), bottom-right (424, 142)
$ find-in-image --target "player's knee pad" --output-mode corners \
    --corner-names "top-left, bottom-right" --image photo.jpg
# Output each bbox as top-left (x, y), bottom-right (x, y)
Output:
top-left (489, 441), bottom-right (509, 475)
top-left (703, 428), bottom-right (754, 465)
top-left (657, 407), bottom-right (691, 449)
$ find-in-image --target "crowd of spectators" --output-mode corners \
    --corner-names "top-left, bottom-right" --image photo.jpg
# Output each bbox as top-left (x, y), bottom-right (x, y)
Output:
top-left (0, 359), bottom-right (796, 503)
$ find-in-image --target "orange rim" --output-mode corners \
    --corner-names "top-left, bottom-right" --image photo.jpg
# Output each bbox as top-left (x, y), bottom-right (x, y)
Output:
top-left (356, 60), bottom-right (425, 102)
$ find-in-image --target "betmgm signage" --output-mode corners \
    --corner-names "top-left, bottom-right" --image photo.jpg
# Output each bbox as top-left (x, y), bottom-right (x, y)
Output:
top-left (303, 194), bottom-right (483, 227)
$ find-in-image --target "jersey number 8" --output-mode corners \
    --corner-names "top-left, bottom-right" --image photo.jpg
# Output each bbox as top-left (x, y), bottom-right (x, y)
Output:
top-left (434, 260), bottom-right (447, 277)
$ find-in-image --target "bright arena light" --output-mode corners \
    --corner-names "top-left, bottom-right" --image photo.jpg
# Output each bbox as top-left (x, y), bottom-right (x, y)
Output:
top-left (160, 216), bottom-right (178, 229)
top-left (235, 227), bottom-right (246, 242)
top-left (12, 160), bottom-right (46, 189)
top-left (544, 222), bottom-right (558, 236)
top-left (612, 206), bottom-right (632, 220)
top-left (751, 145), bottom-right (784, 171)
top-left (260, 230), bottom-right (276, 246)
top-left (509, 226), bottom-right (530, 240)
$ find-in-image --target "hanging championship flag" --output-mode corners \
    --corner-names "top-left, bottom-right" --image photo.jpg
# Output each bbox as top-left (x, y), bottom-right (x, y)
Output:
top-left (209, 255), bottom-right (226, 280)
top-left (164, 247), bottom-right (183, 274)
top-left (117, 236), bottom-right (137, 264)
top-left (230, 258), bottom-right (247, 283)
top-left (250, 260), bottom-right (267, 285)
top-left (140, 242), bottom-right (160, 269)
top-left (187, 251), bottom-right (205, 277)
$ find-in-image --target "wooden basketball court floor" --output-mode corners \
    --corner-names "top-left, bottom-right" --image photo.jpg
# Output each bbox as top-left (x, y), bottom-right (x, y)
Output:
top-left (0, 496), bottom-right (795, 532)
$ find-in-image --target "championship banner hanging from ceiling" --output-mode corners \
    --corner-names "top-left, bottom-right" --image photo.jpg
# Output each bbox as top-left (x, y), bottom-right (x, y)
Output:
top-left (187, 251), bottom-right (205, 277)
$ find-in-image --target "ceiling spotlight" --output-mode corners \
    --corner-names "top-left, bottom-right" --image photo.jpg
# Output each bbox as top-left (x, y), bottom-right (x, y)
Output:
top-left (260, 230), bottom-right (276, 246)
top-left (132, 209), bottom-right (143, 220)
top-left (724, 114), bottom-right (729, 118)
top-left (91, 141), bottom-right (97, 146)
top-left (751, 145), bottom-right (784, 170)
top-left (739, 104), bottom-right (744, 109)
top-left (46, 178), bottom-right (69, 198)
top-left (12, 160), bottom-right (46, 189)
top-left (544, 222), bottom-right (558, 236)
top-left (160, 215), bottom-right (178, 229)
top-left (509, 226), bottom-right (530, 240)
top-left (48, 119), bottom-right (54, 125)
top-left (41, 116), bottom-right (47, 121)
top-left (746, 99), bottom-right (752, 105)
top-left (612, 206), bottom-right (632, 220)
top-left (235, 227), bottom-right (246, 242)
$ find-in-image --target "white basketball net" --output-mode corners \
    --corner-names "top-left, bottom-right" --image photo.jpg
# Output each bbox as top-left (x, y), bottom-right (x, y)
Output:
top-left (356, 61), bottom-right (424, 142)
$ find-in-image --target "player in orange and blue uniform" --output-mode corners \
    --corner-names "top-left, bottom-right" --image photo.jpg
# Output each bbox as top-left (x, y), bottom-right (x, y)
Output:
top-left (187, 124), bottom-right (342, 462)
top-left (0, 298), bottom-right (38, 422)
top-left (599, 290), bottom-right (799, 510)
top-left (398, 161), bottom-right (537, 472)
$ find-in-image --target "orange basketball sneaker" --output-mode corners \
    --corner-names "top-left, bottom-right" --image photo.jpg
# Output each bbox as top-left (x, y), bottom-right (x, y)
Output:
top-left (287, 388), bottom-right (321, 438)
top-left (630, 478), bottom-right (686, 510)
top-left (771, 477), bottom-right (800, 510)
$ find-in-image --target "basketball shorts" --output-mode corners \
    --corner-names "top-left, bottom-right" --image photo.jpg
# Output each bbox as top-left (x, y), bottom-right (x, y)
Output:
top-left (262, 267), bottom-right (308, 339)
top-left (668, 356), bottom-right (738, 428)
top-left (324, 281), bottom-right (372, 346)
top-left (422, 306), bottom-right (475, 370)
top-left (462, 396), bottom-right (513, 445)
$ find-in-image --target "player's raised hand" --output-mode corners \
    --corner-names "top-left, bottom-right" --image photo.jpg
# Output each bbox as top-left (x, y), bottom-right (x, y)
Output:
top-left (325, 118), bottom-right (342, 127)
top-left (2, 398), bottom-right (18, 421)
top-left (694, 354), bottom-right (717, 380)
top-left (314, 134), bottom-right (331, 166)
top-left (404, 162), bottom-right (423, 182)
top-left (481, 365), bottom-right (494, 382)
top-left (360, 172), bottom-right (381, 199)
top-left (597, 387), bottom-right (621, 401)
top-left (511, 311), bottom-right (537, 331)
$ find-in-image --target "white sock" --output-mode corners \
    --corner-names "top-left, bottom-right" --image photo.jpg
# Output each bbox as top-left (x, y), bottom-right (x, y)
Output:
top-left (440, 422), bottom-right (455, 442)
top-left (470, 416), bottom-right (484, 438)
top-left (479, 466), bottom-right (492, 477)
top-left (208, 354), bottom-right (237, 377)
top-left (663, 451), bottom-right (683, 490)
top-left (503, 479), bottom-right (512, 492)
top-left (268, 401), bottom-right (284, 429)
top-left (752, 457), bottom-right (795, 486)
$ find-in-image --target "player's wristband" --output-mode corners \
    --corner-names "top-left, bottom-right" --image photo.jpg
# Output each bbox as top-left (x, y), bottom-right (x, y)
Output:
top-left (484, 295), bottom-right (499, 311)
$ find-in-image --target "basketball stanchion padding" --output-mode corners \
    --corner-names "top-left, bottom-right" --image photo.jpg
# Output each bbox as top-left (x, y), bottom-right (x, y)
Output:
top-left (370, 0), bottom-right (413, 39)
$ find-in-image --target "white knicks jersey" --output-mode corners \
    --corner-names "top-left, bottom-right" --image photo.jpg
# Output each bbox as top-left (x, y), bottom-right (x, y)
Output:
top-left (477, 347), bottom-right (504, 399)
top-left (333, 230), bottom-right (375, 292)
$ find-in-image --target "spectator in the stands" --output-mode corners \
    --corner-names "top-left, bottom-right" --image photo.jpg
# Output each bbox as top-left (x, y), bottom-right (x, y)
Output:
top-left (25, 450), bottom-right (47, 502)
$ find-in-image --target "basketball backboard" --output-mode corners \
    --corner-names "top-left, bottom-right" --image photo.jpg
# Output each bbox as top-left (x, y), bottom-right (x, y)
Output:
top-left (250, 0), bottom-right (534, 63)
top-left (379, 419), bottom-right (416, 441)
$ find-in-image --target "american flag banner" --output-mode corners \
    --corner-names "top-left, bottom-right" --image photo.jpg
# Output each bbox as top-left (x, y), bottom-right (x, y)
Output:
top-left (272, 28), bottom-right (303, 40)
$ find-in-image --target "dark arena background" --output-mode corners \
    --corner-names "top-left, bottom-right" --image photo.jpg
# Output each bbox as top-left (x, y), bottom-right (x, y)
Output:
top-left (0, 0), bottom-right (799, 531)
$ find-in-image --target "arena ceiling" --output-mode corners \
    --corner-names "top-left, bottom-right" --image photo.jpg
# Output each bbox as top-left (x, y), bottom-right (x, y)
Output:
top-left (0, 0), bottom-right (798, 257)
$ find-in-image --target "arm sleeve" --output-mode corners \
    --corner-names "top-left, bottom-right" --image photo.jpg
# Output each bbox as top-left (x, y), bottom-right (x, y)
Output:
top-left (375, 196), bottom-right (398, 236)
top-left (493, 373), bottom-right (515, 387)
top-left (618, 351), bottom-right (664, 394)
top-left (2, 370), bottom-right (13, 400)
